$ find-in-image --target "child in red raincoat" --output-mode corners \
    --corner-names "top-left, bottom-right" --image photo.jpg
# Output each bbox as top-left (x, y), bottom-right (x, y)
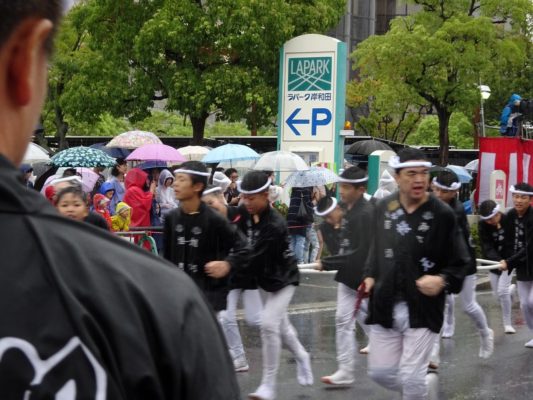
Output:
top-left (92, 193), bottom-right (112, 230)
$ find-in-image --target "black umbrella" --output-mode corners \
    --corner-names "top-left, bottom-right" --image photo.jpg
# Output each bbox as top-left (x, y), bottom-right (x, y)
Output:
top-left (346, 140), bottom-right (393, 155)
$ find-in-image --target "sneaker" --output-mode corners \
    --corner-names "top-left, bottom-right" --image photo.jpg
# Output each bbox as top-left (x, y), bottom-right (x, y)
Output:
top-left (234, 356), bottom-right (249, 372)
top-left (525, 339), bottom-right (533, 348)
top-left (441, 325), bottom-right (454, 339)
top-left (479, 329), bottom-right (494, 359)
top-left (359, 345), bottom-right (369, 354)
top-left (320, 369), bottom-right (355, 386)
top-left (248, 384), bottom-right (275, 400)
top-left (504, 325), bottom-right (516, 334)
top-left (296, 352), bottom-right (314, 386)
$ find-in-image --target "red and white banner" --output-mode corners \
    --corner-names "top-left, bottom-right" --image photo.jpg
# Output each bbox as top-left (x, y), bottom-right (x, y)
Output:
top-left (476, 137), bottom-right (533, 207)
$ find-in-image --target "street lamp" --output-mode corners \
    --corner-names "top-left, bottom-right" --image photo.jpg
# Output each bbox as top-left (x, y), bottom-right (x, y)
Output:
top-left (479, 84), bottom-right (491, 137)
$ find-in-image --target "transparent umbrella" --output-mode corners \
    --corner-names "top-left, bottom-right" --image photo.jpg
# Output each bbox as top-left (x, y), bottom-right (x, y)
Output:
top-left (284, 167), bottom-right (338, 188)
top-left (253, 151), bottom-right (309, 172)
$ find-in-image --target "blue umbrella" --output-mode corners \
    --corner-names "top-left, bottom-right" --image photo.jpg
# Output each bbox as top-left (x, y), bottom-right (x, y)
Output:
top-left (49, 146), bottom-right (116, 168)
top-left (202, 144), bottom-right (260, 164)
top-left (446, 165), bottom-right (472, 183)
top-left (285, 167), bottom-right (339, 188)
top-left (90, 142), bottom-right (131, 159)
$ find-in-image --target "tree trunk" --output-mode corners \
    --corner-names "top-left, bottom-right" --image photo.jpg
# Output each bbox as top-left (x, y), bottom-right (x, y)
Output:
top-left (191, 113), bottom-right (208, 145)
top-left (54, 103), bottom-right (69, 150)
top-left (436, 107), bottom-right (451, 166)
top-left (472, 106), bottom-right (481, 149)
top-left (34, 116), bottom-right (50, 151)
top-left (250, 102), bottom-right (257, 136)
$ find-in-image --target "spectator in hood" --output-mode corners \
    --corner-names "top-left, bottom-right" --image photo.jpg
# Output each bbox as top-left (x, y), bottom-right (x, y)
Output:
top-left (107, 158), bottom-right (127, 215)
top-left (372, 169), bottom-right (397, 199)
top-left (156, 168), bottom-right (178, 219)
top-left (19, 163), bottom-right (34, 189)
top-left (0, 2), bottom-right (239, 397)
top-left (123, 168), bottom-right (156, 228)
top-left (500, 94), bottom-right (522, 136)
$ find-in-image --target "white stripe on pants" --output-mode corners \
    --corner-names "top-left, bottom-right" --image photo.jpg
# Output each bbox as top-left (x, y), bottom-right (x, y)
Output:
top-left (335, 283), bottom-right (371, 371)
top-left (517, 281), bottom-right (533, 330)
top-left (368, 302), bottom-right (437, 400)
top-left (489, 271), bottom-right (514, 327)
top-left (218, 289), bottom-right (263, 360)
top-left (259, 285), bottom-right (307, 388)
top-left (460, 274), bottom-right (490, 333)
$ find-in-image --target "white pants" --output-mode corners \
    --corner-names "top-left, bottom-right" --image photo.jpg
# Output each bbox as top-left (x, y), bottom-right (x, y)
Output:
top-left (489, 271), bottom-right (514, 327)
top-left (335, 283), bottom-right (371, 372)
top-left (441, 294), bottom-right (455, 335)
top-left (368, 302), bottom-right (437, 400)
top-left (517, 281), bottom-right (533, 330)
top-left (218, 289), bottom-right (263, 360)
top-left (259, 285), bottom-right (308, 388)
top-left (460, 274), bottom-right (490, 333)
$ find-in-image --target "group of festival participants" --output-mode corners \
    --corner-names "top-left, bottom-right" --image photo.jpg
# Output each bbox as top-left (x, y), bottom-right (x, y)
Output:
top-left (3, 3), bottom-right (533, 398)
top-left (152, 147), bottom-right (533, 399)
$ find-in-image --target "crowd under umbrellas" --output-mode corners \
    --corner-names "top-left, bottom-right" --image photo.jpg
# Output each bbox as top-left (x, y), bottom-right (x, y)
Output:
top-left (19, 135), bottom-right (533, 400)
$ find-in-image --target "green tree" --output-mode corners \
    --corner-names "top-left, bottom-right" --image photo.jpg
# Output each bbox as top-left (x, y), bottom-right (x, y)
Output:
top-left (352, 0), bottom-right (532, 165)
top-left (406, 113), bottom-right (475, 149)
top-left (51, 0), bottom-right (345, 145)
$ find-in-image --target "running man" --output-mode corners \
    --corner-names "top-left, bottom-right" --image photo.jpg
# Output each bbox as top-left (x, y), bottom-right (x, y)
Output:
top-left (363, 148), bottom-right (469, 399)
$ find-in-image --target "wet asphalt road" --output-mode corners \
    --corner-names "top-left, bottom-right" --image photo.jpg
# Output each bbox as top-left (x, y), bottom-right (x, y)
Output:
top-left (235, 273), bottom-right (533, 399)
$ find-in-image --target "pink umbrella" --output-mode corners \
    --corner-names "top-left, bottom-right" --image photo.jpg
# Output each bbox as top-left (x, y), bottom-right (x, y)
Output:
top-left (126, 143), bottom-right (187, 162)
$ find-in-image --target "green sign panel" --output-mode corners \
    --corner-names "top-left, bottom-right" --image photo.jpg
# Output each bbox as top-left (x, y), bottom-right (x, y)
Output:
top-left (288, 57), bottom-right (332, 91)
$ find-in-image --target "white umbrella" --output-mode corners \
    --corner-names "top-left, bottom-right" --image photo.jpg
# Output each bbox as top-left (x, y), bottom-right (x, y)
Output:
top-left (23, 143), bottom-right (50, 163)
top-left (464, 159), bottom-right (478, 172)
top-left (253, 151), bottom-right (309, 172)
top-left (177, 145), bottom-right (210, 161)
top-left (284, 166), bottom-right (338, 188)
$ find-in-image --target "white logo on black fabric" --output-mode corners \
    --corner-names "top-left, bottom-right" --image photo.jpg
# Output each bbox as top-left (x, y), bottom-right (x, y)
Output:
top-left (420, 257), bottom-right (435, 272)
top-left (422, 211), bottom-right (434, 220)
top-left (0, 336), bottom-right (107, 399)
top-left (192, 226), bottom-right (202, 235)
top-left (396, 221), bottom-right (411, 236)
top-left (175, 224), bottom-right (184, 233)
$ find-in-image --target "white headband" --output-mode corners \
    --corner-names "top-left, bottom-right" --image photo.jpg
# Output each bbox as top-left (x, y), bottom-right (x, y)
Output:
top-left (51, 176), bottom-right (83, 186)
top-left (314, 197), bottom-right (338, 216)
top-left (237, 178), bottom-right (272, 194)
top-left (432, 177), bottom-right (461, 191)
top-left (174, 168), bottom-right (211, 177)
top-left (202, 186), bottom-right (222, 196)
top-left (480, 204), bottom-right (501, 220)
top-left (337, 176), bottom-right (369, 184)
top-left (509, 185), bottom-right (533, 196)
top-left (389, 155), bottom-right (432, 169)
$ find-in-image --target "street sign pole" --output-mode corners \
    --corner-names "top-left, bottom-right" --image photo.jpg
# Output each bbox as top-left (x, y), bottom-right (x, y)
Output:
top-left (277, 34), bottom-right (347, 173)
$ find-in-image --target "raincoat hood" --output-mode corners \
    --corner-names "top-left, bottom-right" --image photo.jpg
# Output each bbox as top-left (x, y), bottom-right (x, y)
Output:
top-left (125, 168), bottom-right (148, 190)
top-left (508, 94), bottom-right (522, 104)
top-left (93, 193), bottom-right (110, 212)
top-left (158, 169), bottom-right (174, 187)
top-left (373, 170), bottom-right (397, 199)
top-left (99, 181), bottom-right (115, 195)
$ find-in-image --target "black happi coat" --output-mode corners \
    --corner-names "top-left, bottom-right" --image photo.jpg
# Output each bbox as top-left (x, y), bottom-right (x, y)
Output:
top-left (504, 207), bottom-right (533, 281)
top-left (227, 205), bottom-right (257, 290)
top-left (449, 197), bottom-right (478, 276)
top-left (319, 221), bottom-right (341, 256)
top-left (237, 206), bottom-right (299, 292)
top-left (0, 155), bottom-right (240, 399)
top-left (163, 202), bottom-right (249, 311)
top-left (321, 197), bottom-right (374, 290)
top-left (478, 214), bottom-right (507, 276)
top-left (366, 193), bottom-right (470, 333)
